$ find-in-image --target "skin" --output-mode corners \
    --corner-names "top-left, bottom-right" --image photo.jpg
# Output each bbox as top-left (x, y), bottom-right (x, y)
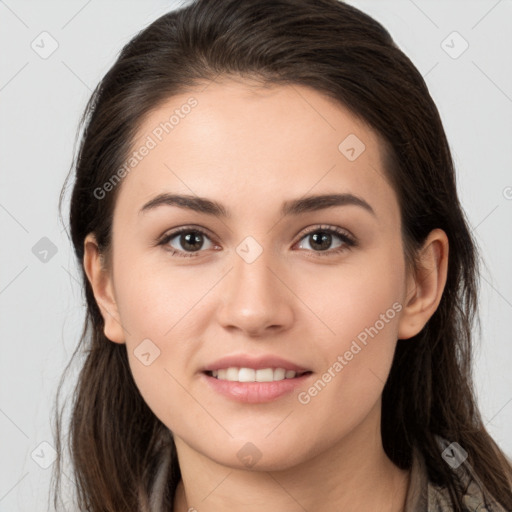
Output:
top-left (84, 77), bottom-right (448, 512)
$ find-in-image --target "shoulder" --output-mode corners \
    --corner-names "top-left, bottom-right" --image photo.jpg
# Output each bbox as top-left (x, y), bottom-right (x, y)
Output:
top-left (405, 435), bottom-right (508, 512)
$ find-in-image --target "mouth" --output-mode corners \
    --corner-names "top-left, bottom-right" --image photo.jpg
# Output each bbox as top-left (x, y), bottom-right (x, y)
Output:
top-left (204, 367), bottom-right (313, 383)
top-left (201, 354), bottom-right (313, 402)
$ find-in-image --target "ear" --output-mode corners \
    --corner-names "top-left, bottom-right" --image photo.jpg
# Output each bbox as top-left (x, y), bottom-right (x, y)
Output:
top-left (397, 228), bottom-right (449, 340)
top-left (83, 233), bottom-right (126, 344)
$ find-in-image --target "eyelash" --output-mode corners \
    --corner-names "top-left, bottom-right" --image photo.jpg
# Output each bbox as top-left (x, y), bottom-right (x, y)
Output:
top-left (157, 224), bottom-right (357, 259)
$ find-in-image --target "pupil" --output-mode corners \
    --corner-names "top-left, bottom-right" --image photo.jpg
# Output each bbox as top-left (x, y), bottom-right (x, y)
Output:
top-left (182, 232), bottom-right (202, 251)
top-left (311, 232), bottom-right (331, 251)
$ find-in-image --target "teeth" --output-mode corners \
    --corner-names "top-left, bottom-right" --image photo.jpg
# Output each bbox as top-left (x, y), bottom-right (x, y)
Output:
top-left (239, 368), bottom-right (255, 382)
top-left (255, 368), bottom-right (274, 382)
top-left (209, 367), bottom-right (300, 382)
top-left (226, 367), bottom-right (239, 381)
top-left (274, 368), bottom-right (286, 380)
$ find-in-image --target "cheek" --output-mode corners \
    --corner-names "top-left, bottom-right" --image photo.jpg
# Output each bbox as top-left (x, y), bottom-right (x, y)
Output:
top-left (293, 245), bottom-right (404, 419)
top-left (302, 241), bottom-right (405, 349)
top-left (113, 253), bottom-right (212, 340)
top-left (111, 257), bottom-right (205, 420)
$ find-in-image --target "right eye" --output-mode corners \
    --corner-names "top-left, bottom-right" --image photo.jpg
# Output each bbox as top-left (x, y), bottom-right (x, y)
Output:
top-left (159, 227), bottom-right (217, 258)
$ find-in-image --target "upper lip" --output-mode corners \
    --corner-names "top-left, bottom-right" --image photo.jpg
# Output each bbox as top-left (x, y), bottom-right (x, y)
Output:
top-left (202, 354), bottom-right (311, 373)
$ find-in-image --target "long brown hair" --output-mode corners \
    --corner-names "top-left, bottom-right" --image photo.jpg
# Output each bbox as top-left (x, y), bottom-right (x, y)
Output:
top-left (52, 0), bottom-right (512, 510)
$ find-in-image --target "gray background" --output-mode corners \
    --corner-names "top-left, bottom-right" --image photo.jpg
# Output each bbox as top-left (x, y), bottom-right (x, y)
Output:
top-left (1, 0), bottom-right (511, 510)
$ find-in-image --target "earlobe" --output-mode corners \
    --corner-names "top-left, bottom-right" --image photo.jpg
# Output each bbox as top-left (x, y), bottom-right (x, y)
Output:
top-left (397, 229), bottom-right (449, 340)
top-left (83, 234), bottom-right (126, 344)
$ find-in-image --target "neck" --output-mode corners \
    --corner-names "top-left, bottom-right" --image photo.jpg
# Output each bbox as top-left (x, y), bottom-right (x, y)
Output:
top-left (173, 401), bottom-right (410, 512)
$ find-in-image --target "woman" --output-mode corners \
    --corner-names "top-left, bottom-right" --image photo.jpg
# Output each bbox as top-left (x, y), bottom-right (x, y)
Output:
top-left (52, 0), bottom-right (512, 510)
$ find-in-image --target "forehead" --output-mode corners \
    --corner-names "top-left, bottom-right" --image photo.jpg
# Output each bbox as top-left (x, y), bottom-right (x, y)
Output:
top-left (114, 78), bottom-right (397, 222)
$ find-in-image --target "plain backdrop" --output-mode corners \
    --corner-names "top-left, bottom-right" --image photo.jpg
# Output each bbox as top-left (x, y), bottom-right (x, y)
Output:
top-left (0, 1), bottom-right (511, 510)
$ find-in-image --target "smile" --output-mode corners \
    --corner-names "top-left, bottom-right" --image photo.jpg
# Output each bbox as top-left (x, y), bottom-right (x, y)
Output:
top-left (206, 367), bottom-right (311, 382)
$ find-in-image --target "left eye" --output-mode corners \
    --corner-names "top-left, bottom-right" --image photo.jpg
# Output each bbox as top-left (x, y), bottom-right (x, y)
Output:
top-left (296, 228), bottom-right (351, 253)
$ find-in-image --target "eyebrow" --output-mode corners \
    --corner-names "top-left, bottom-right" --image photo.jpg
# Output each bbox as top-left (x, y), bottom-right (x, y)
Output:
top-left (139, 192), bottom-right (376, 218)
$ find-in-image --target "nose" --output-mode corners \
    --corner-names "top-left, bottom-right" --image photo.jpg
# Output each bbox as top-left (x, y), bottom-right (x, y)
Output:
top-left (216, 248), bottom-right (294, 337)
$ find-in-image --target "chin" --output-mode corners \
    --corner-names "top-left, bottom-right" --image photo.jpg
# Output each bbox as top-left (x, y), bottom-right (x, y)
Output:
top-left (200, 436), bottom-right (314, 473)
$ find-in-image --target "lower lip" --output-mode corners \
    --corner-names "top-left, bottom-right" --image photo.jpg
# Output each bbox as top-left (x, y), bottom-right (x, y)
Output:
top-left (201, 372), bottom-right (312, 403)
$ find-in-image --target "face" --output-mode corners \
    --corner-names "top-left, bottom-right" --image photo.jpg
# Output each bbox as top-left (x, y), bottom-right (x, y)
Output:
top-left (91, 78), bottom-right (414, 470)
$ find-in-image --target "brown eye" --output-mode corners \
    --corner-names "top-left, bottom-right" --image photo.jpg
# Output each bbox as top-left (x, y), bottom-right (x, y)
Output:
top-left (160, 227), bottom-right (215, 257)
top-left (295, 226), bottom-right (356, 256)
